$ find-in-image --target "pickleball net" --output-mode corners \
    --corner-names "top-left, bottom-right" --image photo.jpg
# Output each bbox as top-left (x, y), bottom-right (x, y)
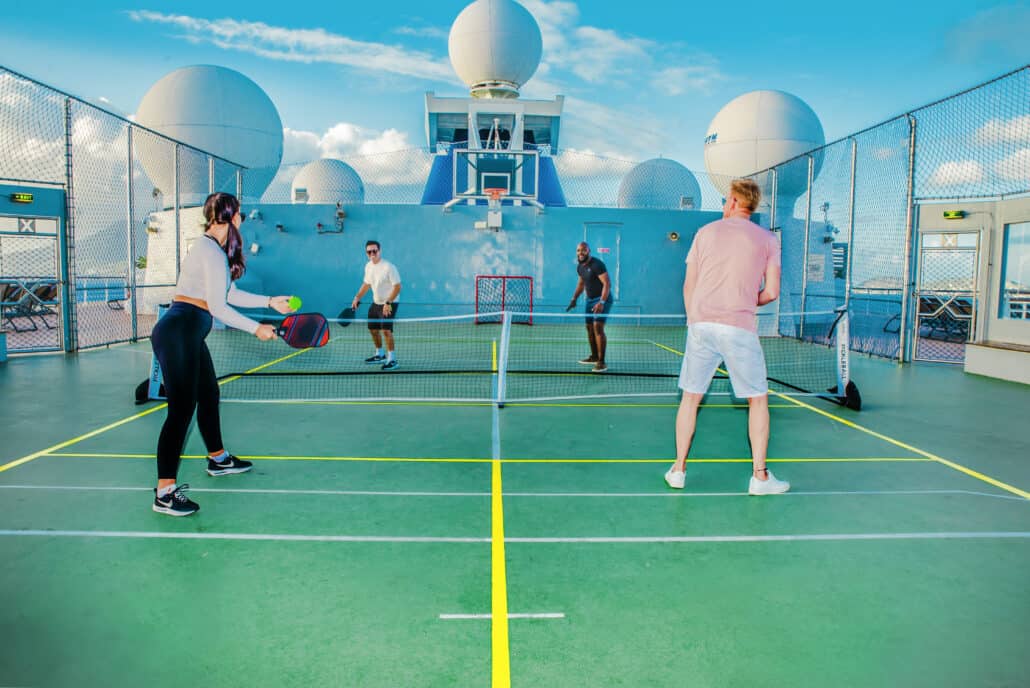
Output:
top-left (190, 309), bottom-right (857, 407)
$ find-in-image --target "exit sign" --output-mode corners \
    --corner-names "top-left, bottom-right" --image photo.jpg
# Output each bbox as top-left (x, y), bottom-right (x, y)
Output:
top-left (10, 192), bottom-right (34, 204)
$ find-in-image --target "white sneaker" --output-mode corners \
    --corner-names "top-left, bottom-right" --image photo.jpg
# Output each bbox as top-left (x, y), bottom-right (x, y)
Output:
top-left (664, 467), bottom-right (686, 489)
top-left (748, 469), bottom-right (790, 495)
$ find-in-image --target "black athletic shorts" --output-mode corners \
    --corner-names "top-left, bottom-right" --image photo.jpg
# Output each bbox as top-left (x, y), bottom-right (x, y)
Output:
top-left (367, 302), bottom-right (398, 331)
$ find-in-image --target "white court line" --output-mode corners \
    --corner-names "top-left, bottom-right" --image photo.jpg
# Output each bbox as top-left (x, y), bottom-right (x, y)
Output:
top-left (439, 613), bottom-right (565, 620)
top-left (0, 530), bottom-right (1027, 544)
top-left (0, 485), bottom-right (1024, 502)
top-left (505, 532), bottom-right (1030, 543)
top-left (0, 530), bottom-right (487, 543)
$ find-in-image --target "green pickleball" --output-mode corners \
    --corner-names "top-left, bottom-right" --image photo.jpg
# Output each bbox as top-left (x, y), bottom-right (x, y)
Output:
top-left (288, 295), bottom-right (302, 311)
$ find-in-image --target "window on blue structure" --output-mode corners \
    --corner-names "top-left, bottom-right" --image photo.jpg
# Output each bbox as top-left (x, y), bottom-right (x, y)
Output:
top-left (999, 221), bottom-right (1030, 320)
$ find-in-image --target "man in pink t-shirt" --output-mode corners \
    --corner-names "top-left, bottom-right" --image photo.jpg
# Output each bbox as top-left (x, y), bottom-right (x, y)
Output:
top-left (664, 178), bottom-right (790, 495)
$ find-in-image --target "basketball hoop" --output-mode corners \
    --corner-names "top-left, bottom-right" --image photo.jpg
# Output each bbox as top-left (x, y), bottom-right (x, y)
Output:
top-left (484, 187), bottom-right (506, 209)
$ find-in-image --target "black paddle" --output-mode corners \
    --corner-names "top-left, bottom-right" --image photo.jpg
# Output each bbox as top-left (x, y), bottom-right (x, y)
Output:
top-left (277, 313), bottom-right (330, 349)
top-left (337, 306), bottom-right (357, 328)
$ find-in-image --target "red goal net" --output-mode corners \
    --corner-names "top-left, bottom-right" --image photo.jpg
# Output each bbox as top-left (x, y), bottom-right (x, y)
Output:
top-left (475, 275), bottom-right (533, 324)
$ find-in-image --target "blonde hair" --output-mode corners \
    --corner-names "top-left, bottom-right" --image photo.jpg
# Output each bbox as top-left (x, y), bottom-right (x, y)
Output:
top-left (729, 178), bottom-right (761, 212)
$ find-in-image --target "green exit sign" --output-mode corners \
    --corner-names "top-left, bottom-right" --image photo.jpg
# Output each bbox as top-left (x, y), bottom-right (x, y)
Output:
top-left (10, 192), bottom-right (34, 204)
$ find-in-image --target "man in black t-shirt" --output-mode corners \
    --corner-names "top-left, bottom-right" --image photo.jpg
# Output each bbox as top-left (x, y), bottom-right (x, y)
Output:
top-left (567, 242), bottom-right (613, 372)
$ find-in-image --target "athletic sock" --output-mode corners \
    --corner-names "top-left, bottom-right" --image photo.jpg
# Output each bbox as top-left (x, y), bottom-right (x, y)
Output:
top-left (375, 348), bottom-right (385, 357)
top-left (209, 450), bottom-right (229, 463)
top-left (157, 484), bottom-right (177, 498)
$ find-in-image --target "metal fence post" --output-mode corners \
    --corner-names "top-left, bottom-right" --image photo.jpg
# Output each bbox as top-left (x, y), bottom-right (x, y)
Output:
top-left (61, 97), bottom-right (78, 352)
top-left (898, 115), bottom-right (918, 362)
top-left (769, 168), bottom-right (778, 232)
top-left (208, 155), bottom-right (215, 195)
top-left (799, 155), bottom-right (814, 335)
top-left (236, 168), bottom-right (243, 200)
top-left (174, 144), bottom-right (181, 281)
top-left (126, 125), bottom-right (138, 341)
top-left (845, 137), bottom-right (857, 309)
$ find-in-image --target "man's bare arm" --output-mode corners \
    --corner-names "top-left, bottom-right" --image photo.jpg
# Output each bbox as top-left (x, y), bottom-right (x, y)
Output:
top-left (757, 262), bottom-right (781, 306)
top-left (683, 265), bottom-right (698, 318)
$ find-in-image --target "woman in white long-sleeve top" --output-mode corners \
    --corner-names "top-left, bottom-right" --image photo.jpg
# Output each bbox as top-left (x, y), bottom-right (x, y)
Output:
top-left (150, 192), bottom-right (292, 516)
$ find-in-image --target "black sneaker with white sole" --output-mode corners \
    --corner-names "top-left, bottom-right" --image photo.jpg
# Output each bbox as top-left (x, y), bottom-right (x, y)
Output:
top-left (206, 455), bottom-right (253, 476)
top-left (381, 360), bottom-right (399, 371)
top-left (364, 354), bottom-right (387, 364)
top-left (153, 484), bottom-right (200, 516)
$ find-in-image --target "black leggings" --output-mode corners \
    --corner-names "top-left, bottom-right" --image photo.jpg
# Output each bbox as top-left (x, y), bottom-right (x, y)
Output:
top-left (151, 302), bottom-right (224, 480)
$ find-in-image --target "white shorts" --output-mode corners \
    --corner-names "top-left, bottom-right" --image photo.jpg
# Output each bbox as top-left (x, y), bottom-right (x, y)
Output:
top-left (678, 321), bottom-right (769, 398)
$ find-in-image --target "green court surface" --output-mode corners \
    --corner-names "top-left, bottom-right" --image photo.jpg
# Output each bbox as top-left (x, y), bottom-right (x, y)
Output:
top-left (1, 345), bottom-right (1028, 687)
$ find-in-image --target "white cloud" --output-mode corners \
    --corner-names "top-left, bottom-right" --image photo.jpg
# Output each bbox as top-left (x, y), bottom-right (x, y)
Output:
top-left (651, 65), bottom-right (722, 97)
top-left (284, 122), bottom-right (416, 163)
top-left (976, 115), bottom-right (1030, 145)
top-left (521, 0), bottom-right (724, 96)
top-left (994, 148), bottom-right (1030, 181)
top-left (559, 96), bottom-right (665, 161)
top-left (127, 11), bottom-right (457, 83)
top-left (947, 4), bottom-right (1030, 63)
top-left (929, 160), bottom-right (985, 186)
top-left (394, 25), bottom-right (449, 40)
top-left (278, 122), bottom-right (428, 189)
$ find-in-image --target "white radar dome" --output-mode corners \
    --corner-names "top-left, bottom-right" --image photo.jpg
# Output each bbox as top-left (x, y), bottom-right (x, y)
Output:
top-left (291, 159), bottom-right (365, 205)
top-left (135, 65), bottom-right (284, 206)
top-left (449, 0), bottom-right (543, 98)
top-left (703, 90), bottom-right (824, 203)
top-left (617, 158), bottom-right (702, 210)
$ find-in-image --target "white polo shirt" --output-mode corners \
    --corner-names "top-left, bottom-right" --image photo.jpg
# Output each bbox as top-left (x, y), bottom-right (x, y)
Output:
top-left (364, 259), bottom-right (401, 304)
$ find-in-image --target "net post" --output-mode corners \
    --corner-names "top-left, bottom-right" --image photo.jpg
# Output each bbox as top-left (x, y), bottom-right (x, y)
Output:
top-left (496, 310), bottom-right (512, 407)
top-left (835, 307), bottom-right (850, 396)
top-left (527, 276), bottom-right (534, 325)
top-left (475, 275), bottom-right (481, 323)
top-left (147, 303), bottom-right (168, 400)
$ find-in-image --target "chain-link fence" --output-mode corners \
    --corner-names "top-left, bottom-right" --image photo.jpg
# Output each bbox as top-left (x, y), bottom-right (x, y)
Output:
top-left (0, 65), bottom-right (245, 353)
top-left (749, 65), bottom-right (1029, 360)
top-left (3, 63), bottom-right (1027, 360)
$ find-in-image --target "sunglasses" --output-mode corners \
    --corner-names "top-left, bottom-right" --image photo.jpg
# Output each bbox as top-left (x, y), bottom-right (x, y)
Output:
top-left (366, 248), bottom-right (379, 255)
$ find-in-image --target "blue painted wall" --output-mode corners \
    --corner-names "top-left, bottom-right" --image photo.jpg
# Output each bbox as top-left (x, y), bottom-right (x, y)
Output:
top-left (233, 203), bottom-right (722, 318)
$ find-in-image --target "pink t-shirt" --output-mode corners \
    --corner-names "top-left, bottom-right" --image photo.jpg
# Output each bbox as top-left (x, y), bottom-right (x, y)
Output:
top-left (685, 217), bottom-right (780, 332)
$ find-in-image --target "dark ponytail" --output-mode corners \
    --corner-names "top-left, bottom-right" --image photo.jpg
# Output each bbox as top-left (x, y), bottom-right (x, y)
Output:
top-left (202, 192), bottom-right (246, 280)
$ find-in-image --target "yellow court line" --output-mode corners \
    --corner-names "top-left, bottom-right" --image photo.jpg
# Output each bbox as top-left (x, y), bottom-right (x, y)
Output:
top-left (506, 402), bottom-right (800, 408)
top-left (779, 395), bottom-right (1030, 500)
top-left (0, 404), bottom-right (168, 473)
top-left (43, 452), bottom-right (928, 464)
top-left (44, 452), bottom-right (490, 463)
top-left (491, 460), bottom-right (511, 688)
top-left (498, 457), bottom-right (929, 464)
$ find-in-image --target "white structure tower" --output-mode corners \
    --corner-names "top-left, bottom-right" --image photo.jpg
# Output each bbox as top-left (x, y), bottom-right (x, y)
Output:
top-left (135, 65), bottom-right (283, 206)
top-left (703, 90), bottom-right (824, 212)
top-left (424, 0), bottom-right (564, 208)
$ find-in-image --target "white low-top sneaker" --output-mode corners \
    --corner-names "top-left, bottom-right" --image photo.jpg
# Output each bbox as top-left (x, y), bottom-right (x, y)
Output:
top-left (748, 469), bottom-right (790, 495)
top-left (664, 467), bottom-right (686, 489)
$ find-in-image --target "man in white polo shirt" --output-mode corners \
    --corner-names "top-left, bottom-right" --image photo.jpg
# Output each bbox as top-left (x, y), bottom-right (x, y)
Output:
top-left (351, 240), bottom-right (402, 370)
top-left (665, 178), bottom-right (790, 495)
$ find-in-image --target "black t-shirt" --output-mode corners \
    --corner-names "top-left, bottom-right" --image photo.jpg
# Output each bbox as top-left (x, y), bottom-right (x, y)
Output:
top-left (577, 256), bottom-right (608, 299)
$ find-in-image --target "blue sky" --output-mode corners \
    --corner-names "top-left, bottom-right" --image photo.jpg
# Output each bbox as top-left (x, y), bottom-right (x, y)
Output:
top-left (2, 0), bottom-right (1028, 172)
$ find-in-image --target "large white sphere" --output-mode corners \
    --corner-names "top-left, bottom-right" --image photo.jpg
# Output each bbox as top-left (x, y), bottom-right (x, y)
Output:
top-left (703, 90), bottom-right (824, 203)
top-left (617, 158), bottom-right (702, 210)
top-left (291, 159), bottom-right (365, 204)
top-left (449, 0), bottom-right (542, 98)
top-left (135, 65), bottom-right (283, 205)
